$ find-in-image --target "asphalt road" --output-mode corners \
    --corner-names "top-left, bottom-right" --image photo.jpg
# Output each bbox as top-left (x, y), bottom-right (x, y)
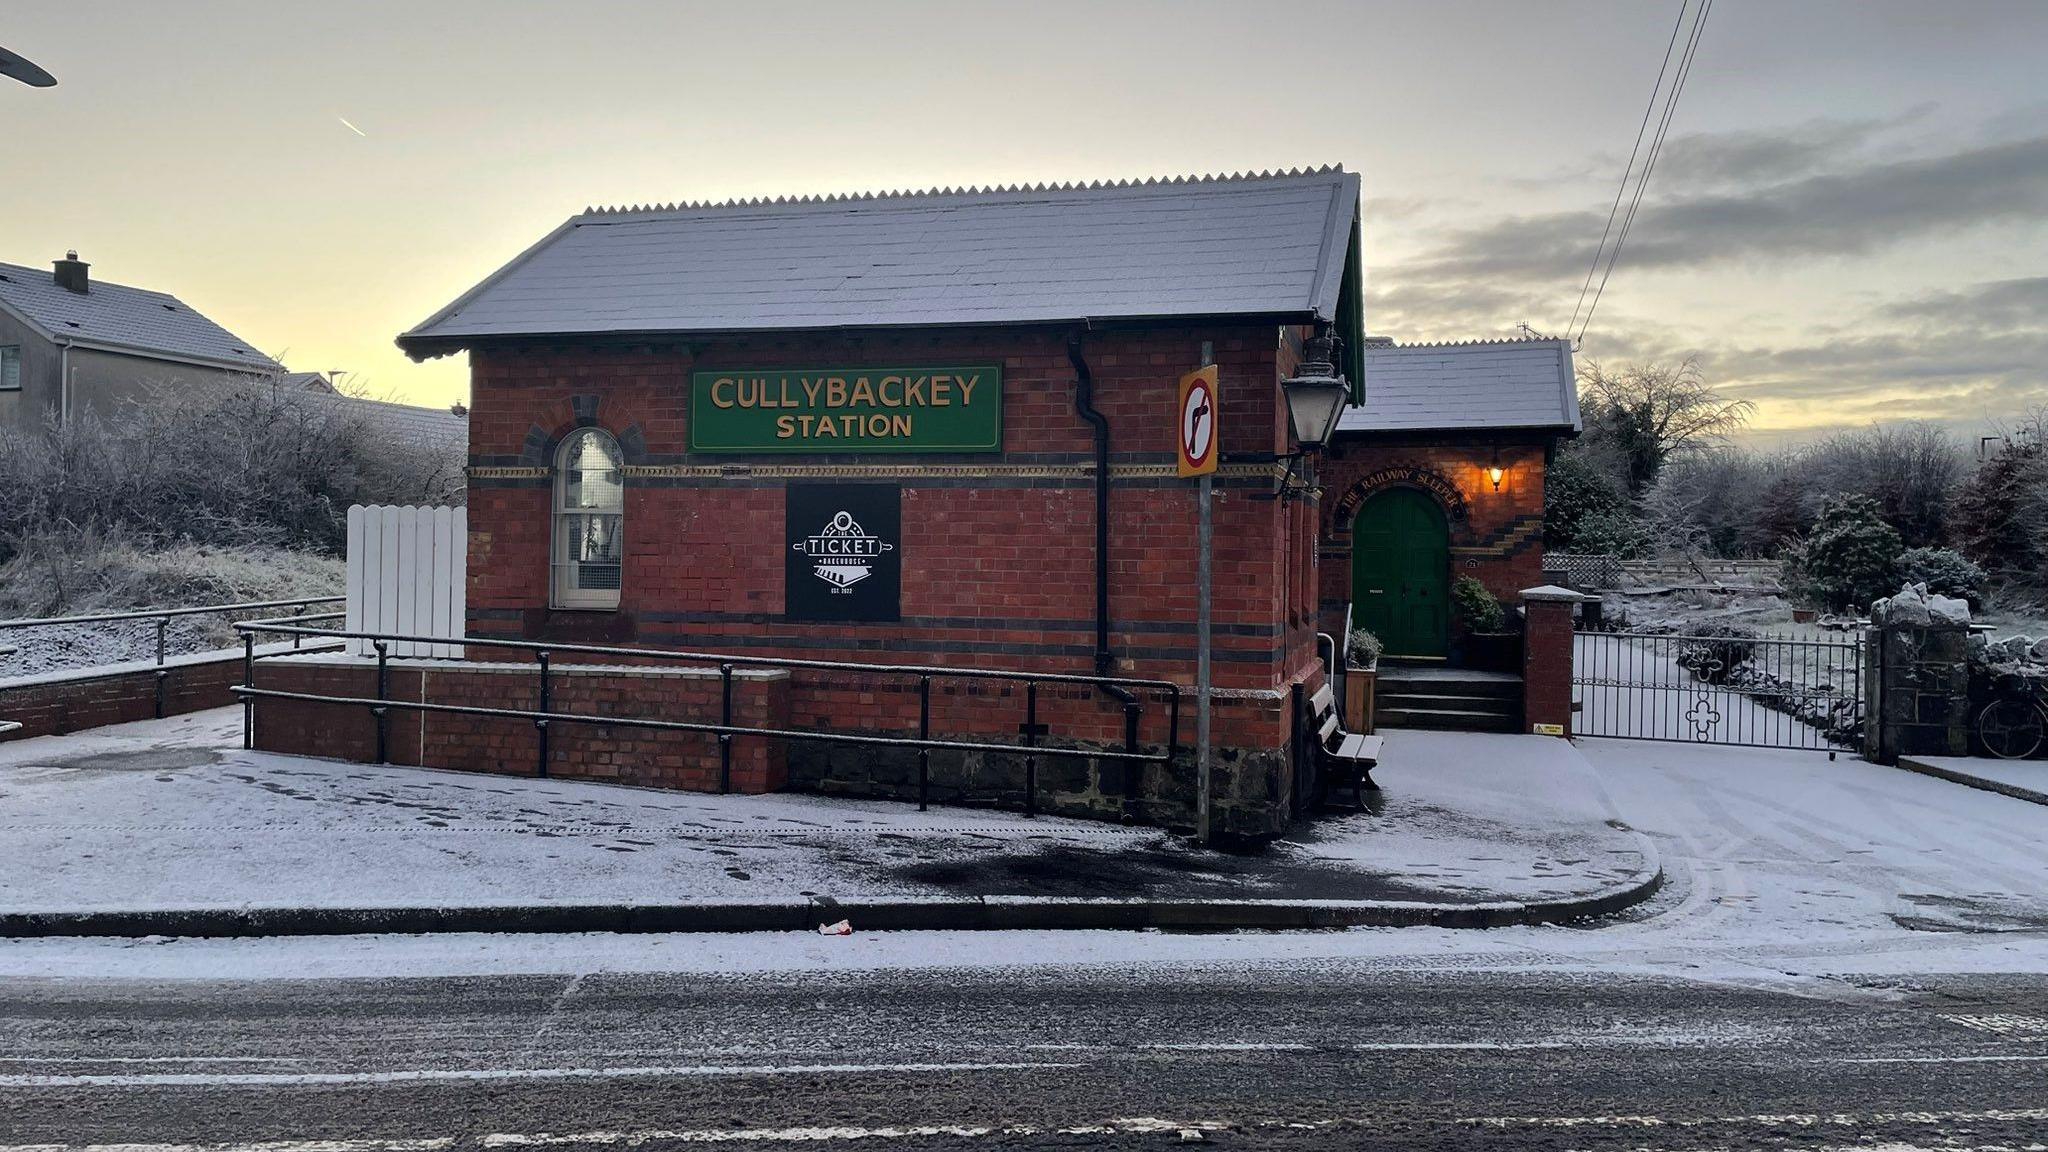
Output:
top-left (2, 962), bottom-right (2045, 1151)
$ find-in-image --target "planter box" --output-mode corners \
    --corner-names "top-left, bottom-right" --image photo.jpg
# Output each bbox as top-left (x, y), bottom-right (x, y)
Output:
top-left (1464, 631), bottom-right (1524, 674)
top-left (1343, 662), bottom-right (1377, 733)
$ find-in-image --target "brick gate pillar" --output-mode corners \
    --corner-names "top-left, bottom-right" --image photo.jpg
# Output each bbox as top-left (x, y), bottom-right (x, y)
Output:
top-left (1520, 585), bottom-right (1586, 737)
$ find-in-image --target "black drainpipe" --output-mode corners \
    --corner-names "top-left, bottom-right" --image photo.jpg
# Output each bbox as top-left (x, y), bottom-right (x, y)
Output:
top-left (1067, 332), bottom-right (1144, 808)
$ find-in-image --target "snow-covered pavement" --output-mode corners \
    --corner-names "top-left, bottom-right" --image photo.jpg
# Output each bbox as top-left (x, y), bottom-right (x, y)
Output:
top-left (0, 708), bottom-right (1646, 916)
top-left (2, 709), bottom-right (2045, 986)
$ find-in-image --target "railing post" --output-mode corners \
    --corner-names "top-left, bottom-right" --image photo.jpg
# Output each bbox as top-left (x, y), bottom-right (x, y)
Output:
top-left (917, 675), bottom-right (931, 812)
top-left (153, 615), bottom-right (169, 719)
top-left (291, 602), bottom-right (306, 650)
top-left (242, 632), bottom-right (255, 751)
top-left (718, 662), bottom-right (734, 794)
top-left (372, 639), bottom-right (390, 765)
top-left (1022, 682), bottom-right (1039, 818)
top-left (535, 650), bottom-right (551, 778)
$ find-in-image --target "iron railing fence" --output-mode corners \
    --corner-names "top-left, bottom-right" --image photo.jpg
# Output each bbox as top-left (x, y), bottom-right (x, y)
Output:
top-left (232, 618), bottom-right (1182, 816)
top-left (1573, 626), bottom-right (1864, 751)
top-left (1, 596), bottom-right (345, 719)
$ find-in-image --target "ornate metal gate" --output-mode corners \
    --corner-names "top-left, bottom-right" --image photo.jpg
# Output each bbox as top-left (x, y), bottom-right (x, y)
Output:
top-left (1573, 626), bottom-right (1864, 750)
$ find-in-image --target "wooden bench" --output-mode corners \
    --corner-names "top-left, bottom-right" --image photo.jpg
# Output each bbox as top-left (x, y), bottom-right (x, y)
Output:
top-left (1308, 683), bottom-right (1382, 809)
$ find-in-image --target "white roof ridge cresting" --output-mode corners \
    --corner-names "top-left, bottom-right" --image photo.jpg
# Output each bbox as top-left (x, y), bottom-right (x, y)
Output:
top-left (397, 167), bottom-right (1362, 359)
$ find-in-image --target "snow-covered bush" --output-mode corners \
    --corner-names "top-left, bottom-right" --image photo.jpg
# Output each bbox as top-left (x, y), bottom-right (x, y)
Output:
top-left (0, 378), bottom-right (461, 566)
top-left (0, 525), bottom-right (342, 625)
top-left (1896, 547), bottom-right (1990, 609)
top-left (1783, 494), bottom-right (1902, 612)
top-left (1954, 420), bottom-right (2048, 611)
top-left (1674, 620), bottom-right (1759, 684)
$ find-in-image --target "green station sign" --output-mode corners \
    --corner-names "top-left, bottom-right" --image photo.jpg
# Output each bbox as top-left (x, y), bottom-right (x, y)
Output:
top-left (689, 365), bottom-right (1002, 454)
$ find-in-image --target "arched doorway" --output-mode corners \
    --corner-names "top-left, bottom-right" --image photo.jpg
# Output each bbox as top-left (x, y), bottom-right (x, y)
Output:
top-left (1351, 487), bottom-right (1450, 658)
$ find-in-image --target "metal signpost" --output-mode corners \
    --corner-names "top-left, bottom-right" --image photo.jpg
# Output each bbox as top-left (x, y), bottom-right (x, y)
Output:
top-left (1179, 355), bottom-right (1220, 842)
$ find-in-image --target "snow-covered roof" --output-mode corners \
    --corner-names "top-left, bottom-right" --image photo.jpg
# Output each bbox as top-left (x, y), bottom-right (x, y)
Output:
top-left (0, 259), bottom-right (277, 371)
top-left (1339, 337), bottom-right (1580, 435)
top-left (306, 391), bottom-right (467, 450)
top-left (398, 168), bottom-right (1362, 357)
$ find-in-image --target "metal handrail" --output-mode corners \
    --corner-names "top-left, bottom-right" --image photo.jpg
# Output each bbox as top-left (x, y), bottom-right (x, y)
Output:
top-left (0, 596), bottom-right (344, 720)
top-left (0, 596), bottom-right (344, 631)
top-left (235, 620), bottom-right (1182, 692)
top-left (232, 617), bottom-right (1182, 816)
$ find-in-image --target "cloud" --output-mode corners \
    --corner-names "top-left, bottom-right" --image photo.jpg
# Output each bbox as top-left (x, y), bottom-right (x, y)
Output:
top-left (1361, 116), bottom-right (2048, 436)
top-left (1876, 276), bottom-right (2048, 331)
top-left (1406, 133), bottom-right (2048, 283)
top-left (1622, 114), bottom-right (1904, 190)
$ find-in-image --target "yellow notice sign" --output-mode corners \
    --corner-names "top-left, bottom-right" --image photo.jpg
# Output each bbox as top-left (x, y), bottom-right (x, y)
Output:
top-left (1177, 365), bottom-right (1220, 477)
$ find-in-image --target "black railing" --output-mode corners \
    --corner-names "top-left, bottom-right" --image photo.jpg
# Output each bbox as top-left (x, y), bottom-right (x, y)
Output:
top-left (232, 619), bottom-right (1181, 815)
top-left (1573, 625), bottom-right (1864, 750)
top-left (1, 597), bottom-right (345, 719)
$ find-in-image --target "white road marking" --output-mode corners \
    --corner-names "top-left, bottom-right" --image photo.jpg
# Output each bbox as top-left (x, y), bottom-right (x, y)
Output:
top-left (0, 1061), bottom-right (1081, 1089)
top-left (1456, 1106), bottom-right (2048, 1128)
top-left (1940, 1013), bottom-right (2048, 1036)
top-left (5, 1110), bottom-right (2048, 1152)
top-left (0, 1142), bottom-right (452, 1152)
top-left (1832, 1054), bottom-right (2048, 1064)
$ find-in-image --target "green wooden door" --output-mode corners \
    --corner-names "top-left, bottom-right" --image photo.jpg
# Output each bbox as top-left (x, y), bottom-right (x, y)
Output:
top-left (1352, 487), bottom-right (1450, 658)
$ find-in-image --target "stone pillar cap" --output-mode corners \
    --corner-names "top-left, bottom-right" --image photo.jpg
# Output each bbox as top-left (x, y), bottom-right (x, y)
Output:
top-left (1520, 584), bottom-right (1589, 603)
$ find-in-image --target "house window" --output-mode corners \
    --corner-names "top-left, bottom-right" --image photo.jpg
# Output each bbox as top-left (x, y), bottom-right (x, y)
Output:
top-left (552, 428), bottom-right (625, 610)
top-left (0, 346), bottom-right (20, 391)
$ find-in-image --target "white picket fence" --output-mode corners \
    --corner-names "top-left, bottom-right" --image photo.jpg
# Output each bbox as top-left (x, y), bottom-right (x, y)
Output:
top-left (344, 505), bottom-right (466, 658)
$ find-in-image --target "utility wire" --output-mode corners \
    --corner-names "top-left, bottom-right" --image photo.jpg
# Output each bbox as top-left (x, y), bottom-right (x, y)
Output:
top-left (1576, 0), bottom-right (1713, 345)
top-left (1567, 0), bottom-right (1691, 338)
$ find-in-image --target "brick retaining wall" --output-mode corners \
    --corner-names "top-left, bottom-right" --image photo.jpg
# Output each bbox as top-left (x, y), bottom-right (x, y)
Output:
top-left (0, 653), bottom-right (244, 741)
top-left (250, 654), bottom-right (1295, 835)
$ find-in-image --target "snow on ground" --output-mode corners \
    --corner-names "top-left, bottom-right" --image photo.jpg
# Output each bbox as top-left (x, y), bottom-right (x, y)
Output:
top-left (1900, 754), bottom-right (2048, 800)
top-left (6, 709), bottom-right (2047, 987)
top-left (0, 617), bottom-right (224, 679)
top-left (0, 708), bottom-right (1643, 914)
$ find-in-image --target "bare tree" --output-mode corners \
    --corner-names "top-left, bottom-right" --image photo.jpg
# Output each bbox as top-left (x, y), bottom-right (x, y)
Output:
top-left (1576, 358), bottom-right (1756, 494)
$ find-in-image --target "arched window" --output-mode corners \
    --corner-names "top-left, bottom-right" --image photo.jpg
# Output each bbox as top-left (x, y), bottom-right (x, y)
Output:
top-left (552, 428), bottom-right (624, 609)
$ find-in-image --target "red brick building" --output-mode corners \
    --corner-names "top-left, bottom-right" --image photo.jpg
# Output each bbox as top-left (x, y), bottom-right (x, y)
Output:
top-left (1319, 337), bottom-right (1580, 658)
top-left (248, 168), bottom-right (1578, 835)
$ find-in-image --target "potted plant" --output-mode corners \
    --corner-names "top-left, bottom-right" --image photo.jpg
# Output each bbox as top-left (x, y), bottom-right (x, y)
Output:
top-left (1344, 628), bottom-right (1382, 733)
top-left (1452, 576), bottom-right (1523, 673)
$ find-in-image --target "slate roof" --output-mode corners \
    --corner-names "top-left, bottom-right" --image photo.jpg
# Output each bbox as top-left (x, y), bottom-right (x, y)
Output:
top-left (0, 260), bottom-right (276, 371)
top-left (399, 168), bottom-right (1361, 357)
top-left (306, 392), bottom-right (468, 450)
top-left (1338, 338), bottom-right (1580, 435)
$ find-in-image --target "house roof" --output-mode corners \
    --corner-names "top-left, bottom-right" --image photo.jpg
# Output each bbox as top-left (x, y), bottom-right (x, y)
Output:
top-left (304, 391), bottom-right (467, 450)
top-left (0, 260), bottom-right (276, 371)
top-left (1337, 337), bottom-right (1581, 436)
top-left (398, 167), bottom-right (1362, 358)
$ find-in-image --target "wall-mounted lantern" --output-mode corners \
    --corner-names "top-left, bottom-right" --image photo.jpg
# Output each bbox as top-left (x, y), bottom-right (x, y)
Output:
top-left (1266, 331), bottom-right (1350, 500)
top-left (1487, 447), bottom-right (1505, 492)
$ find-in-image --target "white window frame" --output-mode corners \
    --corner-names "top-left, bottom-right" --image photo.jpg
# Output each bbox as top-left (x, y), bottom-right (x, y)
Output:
top-left (0, 345), bottom-right (20, 392)
top-left (551, 428), bottom-right (625, 610)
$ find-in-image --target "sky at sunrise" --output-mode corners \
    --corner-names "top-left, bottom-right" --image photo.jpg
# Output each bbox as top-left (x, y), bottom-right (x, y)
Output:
top-left (3, 0), bottom-right (2044, 443)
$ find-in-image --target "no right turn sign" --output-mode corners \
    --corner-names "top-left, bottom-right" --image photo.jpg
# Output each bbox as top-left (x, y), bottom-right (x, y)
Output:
top-left (1177, 365), bottom-right (1219, 477)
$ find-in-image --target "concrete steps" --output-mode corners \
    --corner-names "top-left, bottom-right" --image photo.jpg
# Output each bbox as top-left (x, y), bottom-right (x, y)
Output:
top-left (1375, 665), bottom-right (1523, 733)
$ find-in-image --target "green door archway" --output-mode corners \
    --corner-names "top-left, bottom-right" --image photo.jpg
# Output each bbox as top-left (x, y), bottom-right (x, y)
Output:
top-left (1351, 487), bottom-right (1450, 658)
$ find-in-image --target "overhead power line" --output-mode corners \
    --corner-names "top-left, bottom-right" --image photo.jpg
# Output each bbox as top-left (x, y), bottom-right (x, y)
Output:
top-left (1567, 0), bottom-right (1691, 338)
top-left (1573, 0), bottom-right (1714, 346)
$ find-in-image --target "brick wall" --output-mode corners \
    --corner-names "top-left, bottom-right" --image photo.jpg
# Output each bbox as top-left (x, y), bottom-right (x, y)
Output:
top-left (1316, 435), bottom-right (1553, 640)
top-left (250, 655), bottom-right (1295, 834)
top-left (0, 654), bottom-right (242, 741)
top-left (452, 322), bottom-right (1327, 834)
top-left (1521, 593), bottom-right (1578, 736)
